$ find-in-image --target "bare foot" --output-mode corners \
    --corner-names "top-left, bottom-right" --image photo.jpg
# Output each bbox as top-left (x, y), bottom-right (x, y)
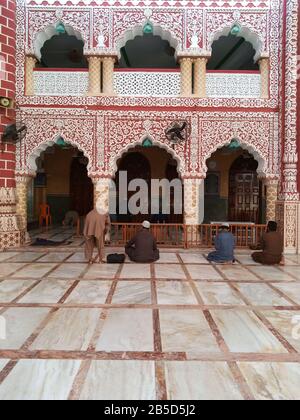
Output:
top-left (88, 260), bottom-right (93, 265)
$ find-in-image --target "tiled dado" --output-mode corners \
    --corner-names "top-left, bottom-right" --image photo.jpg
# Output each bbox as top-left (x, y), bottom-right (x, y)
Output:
top-left (0, 247), bottom-right (299, 400)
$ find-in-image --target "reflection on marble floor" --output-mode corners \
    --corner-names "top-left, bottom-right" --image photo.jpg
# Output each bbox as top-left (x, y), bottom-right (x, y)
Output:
top-left (0, 241), bottom-right (300, 400)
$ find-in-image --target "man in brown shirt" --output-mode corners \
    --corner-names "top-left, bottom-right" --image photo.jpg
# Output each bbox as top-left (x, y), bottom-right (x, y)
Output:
top-left (251, 221), bottom-right (283, 265)
top-left (84, 207), bottom-right (111, 264)
top-left (125, 221), bottom-right (160, 263)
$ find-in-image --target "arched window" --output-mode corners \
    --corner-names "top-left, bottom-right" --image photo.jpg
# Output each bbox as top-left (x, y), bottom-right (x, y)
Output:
top-left (207, 34), bottom-right (259, 71)
top-left (118, 33), bottom-right (178, 69)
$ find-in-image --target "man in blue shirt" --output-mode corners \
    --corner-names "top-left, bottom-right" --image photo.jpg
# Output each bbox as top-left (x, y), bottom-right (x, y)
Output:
top-left (207, 223), bottom-right (236, 264)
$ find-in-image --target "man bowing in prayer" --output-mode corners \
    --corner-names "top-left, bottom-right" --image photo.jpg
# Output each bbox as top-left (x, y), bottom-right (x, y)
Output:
top-left (84, 203), bottom-right (111, 264)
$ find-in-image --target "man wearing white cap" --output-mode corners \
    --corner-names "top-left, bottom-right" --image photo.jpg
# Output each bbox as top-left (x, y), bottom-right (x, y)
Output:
top-left (125, 221), bottom-right (160, 263)
top-left (207, 223), bottom-right (236, 264)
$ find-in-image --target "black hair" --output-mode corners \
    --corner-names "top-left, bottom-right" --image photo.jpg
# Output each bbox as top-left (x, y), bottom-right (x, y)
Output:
top-left (267, 221), bottom-right (277, 232)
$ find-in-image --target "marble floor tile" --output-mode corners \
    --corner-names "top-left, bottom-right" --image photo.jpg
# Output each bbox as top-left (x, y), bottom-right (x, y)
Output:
top-left (156, 281), bottom-right (198, 305)
top-left (154, 264), bottom-right (186, 280)
top-left (195, 282), bottom-right (245, 306)
top-left (160, 309), bottom-right (219, 354)
top-left (96, 309), bottom-right (153, 352)
top-left (120, 264), bottom-right (151, 279)
top-left (235, 283), bottom-right (291, 306)
top-left (210, 310), bottom-right (287, 353)
top-left (112, 281), bottom-right (151, 304)
top-left (30, 308), bottom-right (100, 351)
top-left (47, 263), bottom-right (87, 279)
top-left (238, 362), bottom-right (300, 400)
top-left (66, 253), bottom-right (87, 263)
top-left (249, 266), bottom-right (295, 282)
top-left (272, 283), bottom-right (300, 305)
top-left (0, 280), bottom-right (36, 302)
top-left (277, 266), bottom-right (300, 279)
top-left (19, 280), bottom-right (73, 304)
top-left (217, 266), bottom-right (259, 282)
top-left (284, 255), bottom-right (300, 264)
top-left (179, 253), bottom-right (209, 264)
top-left (0, 360), bottom-right (9, 371)
top-left (236, 255), bottom-right (260, 266)
top-left (11, 263), bottom-right (57, 279)
top-left (0, 252), bottom-right (20, 262)
top-left (186, 265), bottom-right (222, 281)
top-left (262, 310), bottom-right (300, 352)
top-left (0, 263), bottom-right (27, 278)
top-left (0, 360), bottom-right (81, 400)
top-left (84, 264), bottom-right (120, 280)
top-left (156, 253), bottom-right (180, 263)
top-left (79, 360), bottom-right (156, 400)
top-left (0, 308), bottom-right (50, 350)
top-left (165, 361), bottom-right (243, 400)
top-left (8, 253), bottom-right (46, 263)
top-left (38, 252), bottom-right (73, 263)
top-left (66, 281), bottom-right (112, 304)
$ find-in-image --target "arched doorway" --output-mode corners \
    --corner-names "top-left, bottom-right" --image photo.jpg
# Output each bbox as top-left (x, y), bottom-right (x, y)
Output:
top-left (228, 153), bottom-right (261, 223)
top-left (114, 145), bottom-right (183, 224)
top-left (28, 141), bottom-right (93, 228)
top-left (204, 143), bottom-right (265, 223)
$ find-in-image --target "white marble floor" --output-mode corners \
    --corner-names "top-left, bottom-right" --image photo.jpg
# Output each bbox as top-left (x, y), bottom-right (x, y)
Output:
top-left (0, 233), bottom-right (300, 400)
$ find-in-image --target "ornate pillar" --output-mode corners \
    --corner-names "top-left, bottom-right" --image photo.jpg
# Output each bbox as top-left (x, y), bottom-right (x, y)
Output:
top-left (93, 177), bottom-right (111, 212)
top-left (258, 56), bottom-right (270, 99)
top-left (15, 175), bottom-right (33, 231)
top-left (102, 56), bottom-right (116, 96)
top-left (276, 0), bottom-right (300, 254)
top-left (179, 58), bottom-right (193, 97)
top-left (194, 57), bottom-right (209, 98)
top-left (87, 56), bottom-right (101, 96)
top-left (25, 55), bottom-right (37, 96)
top-left (184, 178), bottom-right (204, 225)
top-left (265, 178), bottom-right (279, 222)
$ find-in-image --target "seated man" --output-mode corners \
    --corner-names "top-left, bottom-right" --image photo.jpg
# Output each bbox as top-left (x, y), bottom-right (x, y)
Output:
top-left (251, 221), bottom-right (283, 265)
top-left (63, 210), bottom-right (79, 227)
top-left (125, 221), bottom-right (160, 263)
top-left (207, 223), bottom-right (235, 264)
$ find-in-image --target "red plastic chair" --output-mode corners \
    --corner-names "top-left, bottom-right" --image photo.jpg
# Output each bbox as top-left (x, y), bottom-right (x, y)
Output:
top-left (39, 204), bottom-right (52, 228)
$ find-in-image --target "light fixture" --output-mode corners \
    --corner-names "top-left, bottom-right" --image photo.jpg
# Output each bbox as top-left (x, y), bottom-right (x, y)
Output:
top-left (56, 21), bottom-right (66, 34)
top-left (230, 24), bottom-right (241, 36)
top-left (143, 21), bottom-right (153, 34)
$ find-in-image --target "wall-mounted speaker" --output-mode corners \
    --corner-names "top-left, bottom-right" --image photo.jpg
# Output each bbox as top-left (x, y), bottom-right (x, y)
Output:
top-left (0, 97), bottom-right (14, 109)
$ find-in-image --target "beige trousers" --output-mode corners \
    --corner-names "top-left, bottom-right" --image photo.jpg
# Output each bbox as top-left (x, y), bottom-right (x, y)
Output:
top-left (85, 236), bottom-right (105, 261)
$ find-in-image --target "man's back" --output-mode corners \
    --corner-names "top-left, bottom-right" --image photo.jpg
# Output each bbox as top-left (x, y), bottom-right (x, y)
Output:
top-left (215, 231), bottom-right (235, 260)
top-left (262, 231), bottom-right (283, 257)
top-left (84, 209), bottom-right (110, 239)
top-left (127, 230), bottom-right (157, 262)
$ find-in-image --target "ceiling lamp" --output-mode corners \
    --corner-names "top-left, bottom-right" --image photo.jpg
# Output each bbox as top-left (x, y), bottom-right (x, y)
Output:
top-left (142, 138), bottom-right (153, 148)
top-left (56, 21), bottom-right (66, 34)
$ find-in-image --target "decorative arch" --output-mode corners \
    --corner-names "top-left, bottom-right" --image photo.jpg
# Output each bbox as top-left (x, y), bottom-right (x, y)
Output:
top-left (115, 24), bottom-right (181, 59)
top-left (110, 135), bottom-right (183, 178)
top-left (203, 138), bottom-right (267, 177)
top-left (208, 26), bottom-right (263, 62)
top-left (34, 23), bottom-right (85, 61)
top-left (27, 134), bottom-right (92, 175)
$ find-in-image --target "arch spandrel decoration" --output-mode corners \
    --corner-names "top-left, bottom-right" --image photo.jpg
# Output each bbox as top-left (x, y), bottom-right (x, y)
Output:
top-left (114, 23), bottom-right (182, 59)
top-left (110, 135), bottom-right (184, 178)
top-left (15, 112), bottom-right (96, 176)
top-left (33, 23), bottom-right (85, 61)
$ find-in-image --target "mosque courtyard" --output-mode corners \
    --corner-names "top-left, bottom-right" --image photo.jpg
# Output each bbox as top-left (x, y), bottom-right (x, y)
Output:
top-left (0, 228), bottom-right (299, 400)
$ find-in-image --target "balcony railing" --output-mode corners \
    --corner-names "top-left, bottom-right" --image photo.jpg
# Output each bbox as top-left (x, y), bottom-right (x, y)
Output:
top-left (33, 68), bottom-right (261, 99)
top-left (33, 68), bottom-right (89, 96)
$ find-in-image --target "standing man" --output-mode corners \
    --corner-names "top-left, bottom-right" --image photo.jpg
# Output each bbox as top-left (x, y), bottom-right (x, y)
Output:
top-left (251, 221), bottom-right (283, 265)
top-left (207, 223), bottom-right (236, 264)
top-left (125, 221), bottom-right (160, 263)
top-left (84, 205), bottom-right (111, 264)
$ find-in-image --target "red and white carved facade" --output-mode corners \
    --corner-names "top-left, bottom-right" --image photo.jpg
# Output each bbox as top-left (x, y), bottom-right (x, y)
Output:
top-left (0, 0), bottom-right (299, 253)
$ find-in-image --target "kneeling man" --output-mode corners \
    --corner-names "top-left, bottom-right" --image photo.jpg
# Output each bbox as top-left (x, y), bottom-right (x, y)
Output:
top-left (251, 221), bottom-right (283, 265)
top-left (207, 223), bottom-right (235, 264)
top-left (125, 221), bottom-right (160, 263)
